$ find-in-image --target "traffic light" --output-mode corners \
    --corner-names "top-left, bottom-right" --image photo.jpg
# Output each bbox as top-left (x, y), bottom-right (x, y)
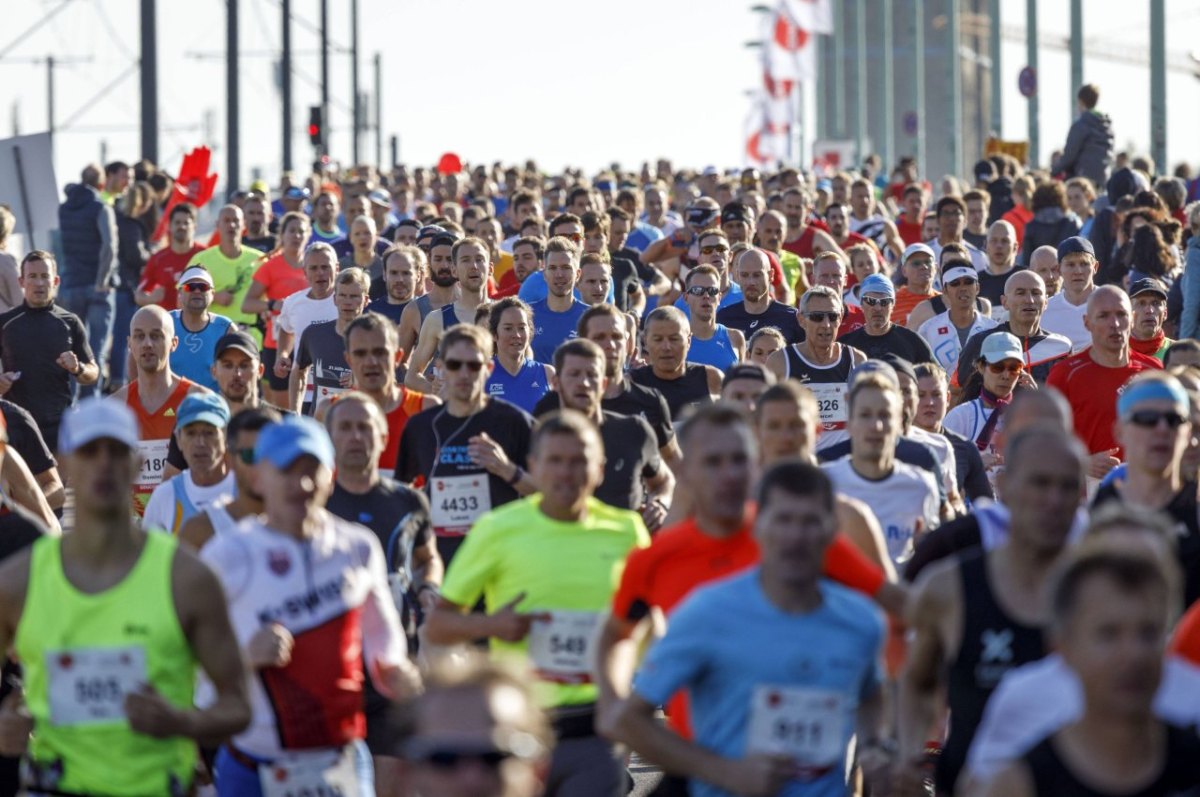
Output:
top-left (308, 106), bottom-right (324, 147)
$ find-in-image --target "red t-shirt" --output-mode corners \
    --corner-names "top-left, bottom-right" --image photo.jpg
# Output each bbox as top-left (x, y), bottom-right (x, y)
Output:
top-left (838, 304), bottom-right (866, 337)
top-left (1001, 206), bottom-right (1034, 247)
top-left (137, 245), bottom-right (205, 311)
top-left (783, 226), bottom-right (818, 259)
top-left (1045, 349), bottom-right (1163, 456)
top-left (1170, 601), bottom-right (1200, 666)
top-left (493, 270), bottom-right (522, 298)
top-left (895, 216), bottom-right (925, 246)
top-left (611, 512), bottom-right (884, 738)
top-left (252, 253), bottom-right (311, 349)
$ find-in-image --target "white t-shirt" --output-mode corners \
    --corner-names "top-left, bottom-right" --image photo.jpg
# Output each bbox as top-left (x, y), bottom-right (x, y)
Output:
top-left (917, 310), bottom-right (998, 373)
top-left (143, 470), bottom-right (236, 535)
top-left (821, 457), bottom-right (940, 565)
top-left (1040, 291), bottom-right (1091, 352)
top-left (276, 291), bottom-right (337, 358)
top-left (965, 653), bottom-right (1200, 783)
top-left (910, 426), bottom-right (959, 501)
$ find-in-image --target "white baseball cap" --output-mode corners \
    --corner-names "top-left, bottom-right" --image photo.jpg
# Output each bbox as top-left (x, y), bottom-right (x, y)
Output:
top-left (177, 266), bottom-right (214, 289)
top-left (58, 398), bottom-right (140, 454)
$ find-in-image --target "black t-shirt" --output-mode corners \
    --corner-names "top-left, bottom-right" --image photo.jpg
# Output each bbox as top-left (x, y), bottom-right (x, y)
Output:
top-left (396, 398), bottom-right (533, 562)
top-left (367, 298), bottom-right (408, 326)
top-left (596, 411), bottom-right (662, 510)
top-left (903, 514), bottom-right (982, 582)
top-left (837, 324), bottom-right (935, 364)
top-left (943, 428), bottom-right (993, 503)
top-left (242, 234), bottom-right (277, 254)
top-left (296, 320), bottom-right (350, 415)
top-left (609, 256), bottom-right (641, 313)
top-left (717, 300), bottom-right (804, 344)
top-left (0, 399), bottom-right (54, 476)
top-left (629, 364), bottom-right (713, 420)
top-left (962, 229), bottom-right (988, 250)
top-left (976, 267), bottom-right (1022, 306)
top-left (0, 302), bottom-right (95, 431)
top-left (532, 377), bottom-right (675, 451)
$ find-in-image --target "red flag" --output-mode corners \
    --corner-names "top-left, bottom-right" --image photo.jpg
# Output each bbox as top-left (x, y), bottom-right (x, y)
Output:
top-left (151, 147), bottom-right (218, 242)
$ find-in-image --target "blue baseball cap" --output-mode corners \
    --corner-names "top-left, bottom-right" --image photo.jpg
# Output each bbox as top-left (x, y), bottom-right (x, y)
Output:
top-left (1056, 236), bottom-right (1094, 261)
top-left (254, 415), bottom-right (335, 471)
top-left (176, 393), bottom-right (230, 430)
top-left (284, 186), bottom-right (311, 200)
top-left (859, 273), bottom-right (896, 298)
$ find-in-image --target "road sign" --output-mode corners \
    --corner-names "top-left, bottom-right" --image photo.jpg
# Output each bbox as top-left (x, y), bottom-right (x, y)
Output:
top-left (903, 111), bottom-right (919, 137)
top-left (1018, 66), bottom-right (1037, 98)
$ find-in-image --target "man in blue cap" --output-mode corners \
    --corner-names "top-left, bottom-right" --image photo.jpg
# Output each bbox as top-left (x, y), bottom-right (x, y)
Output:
top-left (1040, 236), bottom-right (1097, 351)
top-left (203, 414), bottom-right (420, 793)
top-left (143, 392), bottom-right (234, 535)
top-left (838, 273), bottom-right (936, 365)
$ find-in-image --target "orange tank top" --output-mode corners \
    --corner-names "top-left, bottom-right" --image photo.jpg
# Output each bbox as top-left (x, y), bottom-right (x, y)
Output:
top-left (380, 387), bottom-right (426, 479)
top-left (127, 378), bottom-right (195, 516)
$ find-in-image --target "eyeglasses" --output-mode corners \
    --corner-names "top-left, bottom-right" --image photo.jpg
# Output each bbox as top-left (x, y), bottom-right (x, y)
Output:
top-left (443, 358), bottom-right (486, 373)
top-left (946, 278), bottom-right (977, 289)
top-left (699, 245), bottom-right (730, 256)
top-left (986, 361), bottom-right (1023, 374)
top-left (862, 295), bottom-right (894, 307)
top-left (804, 311), bottom-right (840, 324)
top-left (412, 748), bottom-right (513, 771)
top-left (236, 448), bottom-right (256, 465)
top-left (1126, 409), bottom-right (1188, 429)
top-left (686, 286), bottom-right (721, 298)
top-left (182, 283), bottom-right (211, 293)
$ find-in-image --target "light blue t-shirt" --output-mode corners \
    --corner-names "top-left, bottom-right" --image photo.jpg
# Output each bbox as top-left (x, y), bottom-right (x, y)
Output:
top-left (169, 310), bottom-right (234, 391)
top-left (672, 282), bottom-right (744, 319)
top-left (529, 299), bottom-right (589, 364)
top-left (518, 270), bottom-right (615, 305)
top-left (626, 222), bottom-right (665, 253)
top-left (634, 570), bottom-right (885, 797)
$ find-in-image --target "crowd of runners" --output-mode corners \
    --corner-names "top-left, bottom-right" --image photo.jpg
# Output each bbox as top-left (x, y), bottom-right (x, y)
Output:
top-left (0, 81), bottom-right (1200, 796)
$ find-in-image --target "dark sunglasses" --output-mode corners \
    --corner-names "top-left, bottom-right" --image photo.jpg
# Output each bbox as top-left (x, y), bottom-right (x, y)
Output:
top-left (1126, 409), bottom-right (1188, 429)
top-left (699, 245), bottom-right (730, 256)
top-left (413, 748), bottom-right (512, 771)
top-left (236, 448), bottom-right (256, 465)
top-left (182, 282), bottom-right (211, 293)
top-left (805, 311), bottom-right (840, 324)
top-left (686, 286), bottom-right (721, 298)
top-left (443, 358), bottom-right (486, 373)
top-left (946, 278), bottom-right (977, 289)
top-left (862, 295), bottom-right (894, 307)
top-left (986, 361), bottom-right (1023, 375)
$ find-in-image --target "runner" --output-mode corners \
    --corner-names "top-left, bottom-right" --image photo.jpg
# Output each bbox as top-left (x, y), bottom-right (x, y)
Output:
top-left (290, 268), bottom-right (370, 415)
top-left (168, 266), bottom-right (236, 391)
top-left (341, 311), bottom-right (439, 478)
top-left (272, 242), bottom-right (339, 404)
top-left (178, 406), bottom-right (279, 550)
top-left (715, 248), bottom-right (802, 344)
top-left (1128, 277), bottom-right (1174, 363)
top-left (977, 220), bottom-right (1020, 311)
top-left (684, 265), bottom-right (744, 371)
top-left (892, 243), bottom-right (941, 325)
top-left (0, 398), bottom-right (250, 796)
top-left (397, 229), bottom-right (460, 364)
top-left (528, 237), bottom-right (590, 363)
top-left (927, 195), bottom-right (988, 273)
top-left (366, 244), bottom-right (423, 325)
top-left (1027, 244), bottom-right (1064, 298)
top-left (324, 393), bottom-right (442, 795)
top-left (609, 460), bottom-right (889, 797)
top-left (838, 274), bottom-right (936, 364)
top-left (629, 306), bottom-right (722, 420)
top-left (914, 362), bottom-right (994, 503)
top-left (485, 297), bottom-right (554, 414)
top-left (0, 250), bottom-right (100, 453)
top-left (897, 424), bottom-right (1088, 796)
top-left (407, 236), bottom-right (493, 391)
top-left (780, 187), bottom-right (841, 259)
top-left (719, 362), bottom-right (774, 412)
top-left (187, 204), bottom-right (262, 337)
top-left (203, 414), bottom-right (420, 795)
top-left (809, 251), bottom-right (866, 337)
top-left (135, 203), bottom-right (204, 312)
top-left (111, 305), bottom-right (208, 516)
top-left (1040, 236), bottom-right (1098, 351)
top-left (425, 411), bottom-right (650, 797)
top-left (913, 258), bottom-right (998, 371)
top-left (143, 393), bottom-right (234, 535)
top-left (943, 332), bottom-right (1028, 472)
top-left (766, 286), bottom-right (866, 451)
top-left (396, 324), bottom-right (535, 563)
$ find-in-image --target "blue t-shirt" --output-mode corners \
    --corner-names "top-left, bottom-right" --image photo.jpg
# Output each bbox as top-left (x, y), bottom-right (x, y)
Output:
top-left (486, 357), bottom-right (550, 414)
top-left (169, 310), bottom-right (235, 391)
top-left (626, 222), bottom-right (665, 254)
top-left (687, 325), bottom-right (738, 372)
top-left (672, 282), bottom-right (744, 320)
top-left (518, 271), bottom-right (615, 305)
top-left (367, 297), bottom-right (407, 326)
top-left (634, 571), bottom-right (884, 797)
top-left (529, 299), bottom-right (589, 363)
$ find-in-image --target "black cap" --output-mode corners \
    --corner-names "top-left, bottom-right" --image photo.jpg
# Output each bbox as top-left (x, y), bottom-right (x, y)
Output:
top-left (214, 330), bottom-right (259, 359)
top-left (720, 201), bottom-right (754, 226)
top-left (722, 363), bottom-right (770, 388)
top-left (1129, 277), bottom-right (1169, 300)
top-left (1056, 236), bottom-right (1095, 261)
top-left (877, 353), bottom-right (917, 384)
top-left (973, 159), bottom-right (997, 182)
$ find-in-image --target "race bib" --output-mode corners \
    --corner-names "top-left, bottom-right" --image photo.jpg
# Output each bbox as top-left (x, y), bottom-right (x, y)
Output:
top-left (315, 384), bottom-right (348, 404)
top-left (527, 611), bottom-right (601, 684)
top-left (47, 646), bottom-right (147, 726)
top-left (135, 439), bottom-right (170, 487)
top-left (260, 746), bottom-right (359, 797)
top-left (808, 383), bottom-right (848, 430)
top-left (430, 475), bottom-right (491, 534)
top-left (745, 685), bottom-right (847, 767)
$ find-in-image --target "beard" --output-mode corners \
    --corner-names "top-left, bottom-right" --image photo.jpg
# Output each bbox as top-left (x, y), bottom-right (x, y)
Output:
top-left (431, 272), bottom-right (458, 288)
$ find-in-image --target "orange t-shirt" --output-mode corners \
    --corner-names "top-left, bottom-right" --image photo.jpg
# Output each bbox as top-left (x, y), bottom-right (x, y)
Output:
top-left (252, 253), bottom-right (310, 350)
top-left (380, 387), bottom-right (426, 478)
top-left (127, 377), bottom-right (196, 516)
top-left (1170, 601), bottom-right (1200, 666)
top-left (892, 286), bottom-right (939, 325)
top-left (612, 511), bottom-right (885, 738)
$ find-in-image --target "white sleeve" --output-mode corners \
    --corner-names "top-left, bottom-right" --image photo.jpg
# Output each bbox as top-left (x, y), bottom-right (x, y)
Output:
top-left (275, 296), bottom-right (295, 334)
top-left (939, 442), bottom-right (958, 497)
top-left (942, 404), bottom-right (973, 440)
top-left (921, 471), bottom-right (941, 531)
top-left (142, 480), bottom-right (174, 534)
top-left (359, 530), bottom-right (408, 697)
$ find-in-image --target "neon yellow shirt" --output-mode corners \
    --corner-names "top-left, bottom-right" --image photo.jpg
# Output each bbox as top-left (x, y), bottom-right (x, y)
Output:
top-left (188, 245), bottom-right (264, 343)
top-left (441, 494), bottom-right (650, 707)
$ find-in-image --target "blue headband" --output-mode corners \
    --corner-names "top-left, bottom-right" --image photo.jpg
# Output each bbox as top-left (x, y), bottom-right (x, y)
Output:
top-left (1117, 379), bottom-right (1191, 418)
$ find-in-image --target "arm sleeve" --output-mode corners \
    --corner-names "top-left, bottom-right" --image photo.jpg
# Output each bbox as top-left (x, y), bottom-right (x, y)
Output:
top-left (96, 205), bottom-right (118, 289)
top-left (822, 533), bottom-right (887, 596)
top-left (141, 481), bottom-right (173, 533)
top-left (275, 297), bottom-right (295, 334)
top-left (295, 326), bottom-right (315, 369)
top-left (611, 545), bottom-right (653, 622)
top-left (3, 404), bottom-right (55, 475)
top-left (69, 315), bottom-right (96, 365)
top-left (632, 593), bottom-right (712, 706)
top-left (252, 260), bottom-right (273, 288)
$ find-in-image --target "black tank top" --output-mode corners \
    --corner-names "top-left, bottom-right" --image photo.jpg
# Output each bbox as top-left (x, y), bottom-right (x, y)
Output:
top-left (928, 295), bottom-right (987, 315)
top-left (1023, 724), bottom-right (1200, 796)
top-left (937, 549), bottom-right (1046, 793)
top-left (630, 364), bottom-right (712, 420)
top-left (782, 344), bottom-right (855, 384)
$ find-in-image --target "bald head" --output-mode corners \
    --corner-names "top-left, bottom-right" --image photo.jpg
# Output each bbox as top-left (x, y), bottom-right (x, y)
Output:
top-left (1086, 284), bottom-right (1130, 316)
top-left (1029, 245), bottom-right (1058, 273)
top-left (129, 304), bottom-right (178, 376)
top-left (131, 304), bottom-right (172, 332)
top-left (1004, 268), bottom-right (1045, 299)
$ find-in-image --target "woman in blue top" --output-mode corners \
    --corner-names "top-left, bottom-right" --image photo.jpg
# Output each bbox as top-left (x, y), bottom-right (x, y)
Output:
top-left (485, 297), bottom-right (555, 413)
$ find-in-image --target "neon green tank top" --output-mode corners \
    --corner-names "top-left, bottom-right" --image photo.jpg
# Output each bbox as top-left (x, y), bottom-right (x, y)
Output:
top-left (14, 533), bottom-right (197, 796)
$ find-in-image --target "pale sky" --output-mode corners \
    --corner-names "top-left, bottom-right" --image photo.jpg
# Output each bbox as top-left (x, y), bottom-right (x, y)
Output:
top-left (4, 0), bottom-right (1200, 192)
